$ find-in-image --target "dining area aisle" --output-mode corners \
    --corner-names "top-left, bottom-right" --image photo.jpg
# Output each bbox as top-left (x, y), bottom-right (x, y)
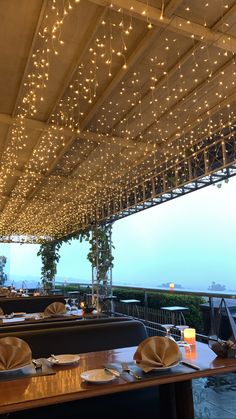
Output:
top-left (193, 372), bottom-right (236, 419)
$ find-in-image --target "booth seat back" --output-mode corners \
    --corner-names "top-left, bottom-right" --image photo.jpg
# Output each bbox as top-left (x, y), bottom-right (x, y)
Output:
top-left (0, 295), bottom-right (65, 314)
top-left (0, 316), bottom-right (130, 334)
top-left (0, 320), bottom-right (148, 358)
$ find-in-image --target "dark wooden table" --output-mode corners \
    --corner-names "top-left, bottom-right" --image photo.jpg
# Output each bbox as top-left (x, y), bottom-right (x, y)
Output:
top-left (0, 342), bottom-right (235, 418)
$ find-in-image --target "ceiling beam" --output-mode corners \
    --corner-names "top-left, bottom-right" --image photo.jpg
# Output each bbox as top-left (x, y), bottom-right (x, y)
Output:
top-left (166, 90), bottom-right (236, 148)
top-left (12, 1), bottom-right (48, 117)
top-left (111, 1), bottom-right (236, 133)
top-left (80, 26), bottom-right (162, 130)
top-left (1, 1), bottom-right (47, 161)
top-left (47, 7), bottom-right (107, 122)
top-left (0, 113), bottom-right (139, 149)
top-left (88, 0), bottom-right (236, 53)
top-left (117, 89), bottom-right (236, 179)
top-left (139, 56), bottom-right (235, 141)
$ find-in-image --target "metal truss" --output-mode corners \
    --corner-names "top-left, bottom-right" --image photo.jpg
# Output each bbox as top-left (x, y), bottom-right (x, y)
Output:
top-left (1, 132), bottom-right (236, 242)
top-left (88, 133), bottom-right (236, 226)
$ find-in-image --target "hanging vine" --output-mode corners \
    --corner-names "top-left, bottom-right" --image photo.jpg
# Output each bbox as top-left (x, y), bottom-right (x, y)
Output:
top-left (37, 229), bottom-right (90, 291)
top-left (87, 224), bottom-right (114, 283)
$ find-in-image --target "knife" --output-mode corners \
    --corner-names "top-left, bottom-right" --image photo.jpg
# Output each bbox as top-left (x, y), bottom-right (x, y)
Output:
top-left (180, 361), bottom-right (201, 370)
top-left (104, 367), bottom-right (121, 377)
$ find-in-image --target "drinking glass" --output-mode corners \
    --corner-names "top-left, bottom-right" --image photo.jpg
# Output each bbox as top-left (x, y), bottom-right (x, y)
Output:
top-left (71, 299), bottom-right (78, 311)
top-left (176, 325), bottom-right (189, 346)
top-left (163, 324), bottom-right (175, 341)
top-left (65, 298), bottom-right (71, 312)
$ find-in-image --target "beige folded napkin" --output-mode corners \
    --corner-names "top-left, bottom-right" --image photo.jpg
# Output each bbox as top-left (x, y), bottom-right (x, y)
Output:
top-left (44, 301), bottom-right (66, 317)
top-left (0, 337), bottom-right (32, 371)
top-left (0, 307), bottom-right (4, 315)
top-left (0, 287), bottom-right (9, 297)
top-left (133, 336), bottom-right (181, 372)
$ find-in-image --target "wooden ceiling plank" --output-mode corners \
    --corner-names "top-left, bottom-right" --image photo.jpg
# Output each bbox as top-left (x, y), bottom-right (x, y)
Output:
top-left (111, 1), bottom-right (236, 134)
top-left (118, 90), bottom-right (236, 178)
top-left (122, 2), bottom-right (236, 141)
top-left (12, 1), bottom-right (48, 117)
top-left (0, 1), bottom-right (47, 163)
top-left (164, 0), bottom-right (184, 18)
top-left (80, 26), bottom-right (162, 130)
top-left (47, 7), bottom-right (107, 122)
top-left (87, 0), bottom-right (236, 52)
top-left (138, 56), bottom-right (235, 141)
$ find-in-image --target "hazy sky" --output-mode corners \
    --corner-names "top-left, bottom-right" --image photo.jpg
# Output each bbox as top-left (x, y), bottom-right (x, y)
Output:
top-left (1, 177), bottom-right (235, 291)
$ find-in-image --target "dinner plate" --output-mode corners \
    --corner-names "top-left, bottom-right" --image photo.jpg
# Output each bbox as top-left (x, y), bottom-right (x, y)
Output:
top-left (80, 368), bottom-right (116, 384)
top-left (150, 360), bottom-right (180, 371)
top-left (0, 363), bottom-right (32, 374)
top-left (47, 354), bottom-right (80, 365)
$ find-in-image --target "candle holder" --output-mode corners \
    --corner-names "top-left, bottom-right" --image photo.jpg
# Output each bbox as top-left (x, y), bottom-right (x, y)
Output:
top-left (184, 328), bottom-right (196, 345)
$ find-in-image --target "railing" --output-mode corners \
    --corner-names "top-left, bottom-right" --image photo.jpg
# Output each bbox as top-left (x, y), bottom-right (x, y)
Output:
top-left (55, 281), bottom-right (236, 340)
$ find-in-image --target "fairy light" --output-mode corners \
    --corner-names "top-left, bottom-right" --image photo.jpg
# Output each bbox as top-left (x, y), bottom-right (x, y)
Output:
top-left (1, 1), bottom-right (236, 241)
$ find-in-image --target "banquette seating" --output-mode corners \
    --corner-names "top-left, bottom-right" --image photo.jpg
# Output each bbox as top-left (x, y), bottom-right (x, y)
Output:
top-left (0, 315), bottom-right (131, 335)
top-left (0, 319), bottom-right (148, 358)
top-left (0, 295), bottom-right (65, 314)
top-left (6, 319), bottom-right (161, 419)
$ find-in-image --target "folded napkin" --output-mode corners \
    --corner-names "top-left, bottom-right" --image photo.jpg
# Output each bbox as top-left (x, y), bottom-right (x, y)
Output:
top-left (0, 337), bottom-right (32, 371)
top-left (0, 307), bottom-right (4, 315)
top-left (44, 301), bottom-right (66, 317)
top-left (133, 336), bottom-right (181, 372)
top-left (0, 287), bottom-right (9, 297)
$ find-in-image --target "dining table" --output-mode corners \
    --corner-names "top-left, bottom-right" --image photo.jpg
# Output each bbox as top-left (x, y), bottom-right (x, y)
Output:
top-left (0, 311), bottom-right (83, 326)
top-left (0, 342), bottom-right (236, 419)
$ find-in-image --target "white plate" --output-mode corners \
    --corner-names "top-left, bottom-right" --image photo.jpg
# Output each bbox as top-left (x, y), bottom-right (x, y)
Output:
top-left (150, 360), bottom-right (180, 371)
top-left (12, 312), bottom-right (26, 317)
top-left (47, 354), bottom-right (80, 365)
top-left (0, 364), bottom-right (32, 374)
top-left (80, 368), bottom-right (116, 384)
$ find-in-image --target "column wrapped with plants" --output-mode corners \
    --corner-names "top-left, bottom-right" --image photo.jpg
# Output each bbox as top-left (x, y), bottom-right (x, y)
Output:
top-left (0, 256), bottom-right (7, 286)
top-left (37, 242), bottom-right (61, 292)
top-left (87, 224), bottom-right (114, 311)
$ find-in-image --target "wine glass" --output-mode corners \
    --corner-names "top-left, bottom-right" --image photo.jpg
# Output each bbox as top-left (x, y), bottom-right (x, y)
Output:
top-left (176, 325), bottom-right (189, 346)
top-left (65, 298), bottom-right (71, 312)
top-left (163, 324), bottom-right (175, 341)
top-left (71, 299), bottom-right (78, 312)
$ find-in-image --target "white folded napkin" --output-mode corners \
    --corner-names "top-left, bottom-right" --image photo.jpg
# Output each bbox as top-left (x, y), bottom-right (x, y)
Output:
top-left (133, 336), bottom-right (181, 372)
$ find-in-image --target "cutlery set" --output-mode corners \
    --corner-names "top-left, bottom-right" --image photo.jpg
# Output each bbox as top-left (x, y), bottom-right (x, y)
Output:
top-left (104, 359), bottom-right (201, 380)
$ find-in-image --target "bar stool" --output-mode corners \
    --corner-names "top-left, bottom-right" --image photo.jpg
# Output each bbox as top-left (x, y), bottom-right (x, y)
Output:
top-left (120, 299), bottom-right (141, 317)
top-left (160, 306), bottom-right (189, 325)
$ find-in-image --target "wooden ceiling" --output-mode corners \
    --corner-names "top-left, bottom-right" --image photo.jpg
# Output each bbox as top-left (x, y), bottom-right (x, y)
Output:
top-left (0, 0), bottom-right (236, 242)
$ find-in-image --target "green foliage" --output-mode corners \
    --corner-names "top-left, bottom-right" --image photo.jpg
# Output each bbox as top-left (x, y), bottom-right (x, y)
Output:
top-left (0, 256), bottom-right (7, 286)
top-left (87, 225), bottom-right (114, 282)
top-left (113, 288), bottom-right (204, 332)
top-left (37, 229), bottom-right (90, 290)
top-left (37, 242), bottom-right (61, 290)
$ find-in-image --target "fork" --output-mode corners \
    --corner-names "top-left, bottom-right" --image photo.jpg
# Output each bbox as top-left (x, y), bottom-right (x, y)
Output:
top-left (32, 359), bottom-right (42, 370)
top-left (121, 362), bottom-right (142, 380)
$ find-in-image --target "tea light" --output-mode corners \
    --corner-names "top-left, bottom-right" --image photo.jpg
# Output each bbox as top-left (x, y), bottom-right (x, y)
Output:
top-left (184, 328), bottom-right (196, 345)
top-left (169, 282), bottom-right (175, 290)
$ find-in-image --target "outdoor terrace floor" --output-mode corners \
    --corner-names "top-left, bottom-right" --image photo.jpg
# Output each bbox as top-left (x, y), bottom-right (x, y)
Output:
top-left (194, 372), bottom-right (236, 419)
